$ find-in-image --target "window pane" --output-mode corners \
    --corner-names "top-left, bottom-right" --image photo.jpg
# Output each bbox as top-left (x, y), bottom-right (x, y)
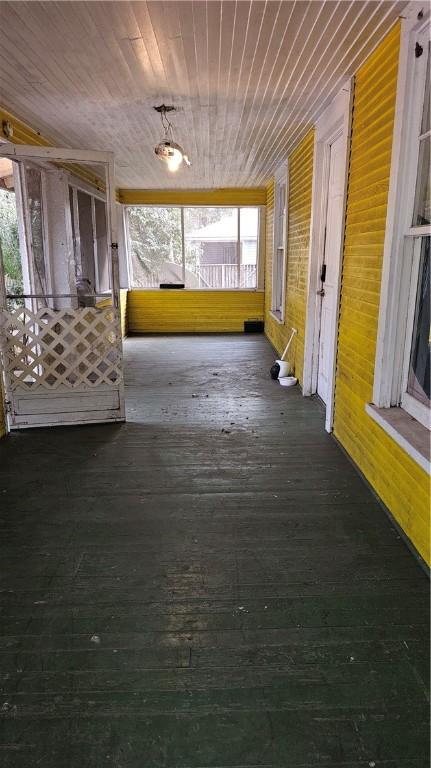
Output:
top-left (274, 248), bottom-right (284, 313)
top-left (128, 207), bottom-right (182, 287)
top-left (184, 207), bottom-right (238, 288)
top-left (413, 135), bottom-right (431, 226)
top-left (77, 190), bottom-right (96, 290)
top-left (240, 208), bottom-right (258, 288)
top-left (25, 166), bottom-right (47, 295)
top-left (413, 43), bottom-right (430, 226)
top-left (95, 198), bottom-right (110, 293)
top-left (275, 183), bottom-right (286, 247)
top-left (407, 236), bottom-right (430, 408)
top-left (0, 160), bottom-right (23, 300)
top-left (420, 42), bottom-right (430, 136)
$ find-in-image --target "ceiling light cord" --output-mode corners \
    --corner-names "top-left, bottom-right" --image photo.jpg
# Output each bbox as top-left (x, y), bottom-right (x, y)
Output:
top-left (154, 104), bottom-right (192, 172)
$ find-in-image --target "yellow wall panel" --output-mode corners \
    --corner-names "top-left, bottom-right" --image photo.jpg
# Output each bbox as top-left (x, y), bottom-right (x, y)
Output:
top-left (127, 290), bottom-right (264, 334)
top-left (264, 130), bottom-right (314, 383)
top-left (120, 289), bottom-right (128, 337)
top-left (333, 23), bottom-right (430, 564)
top-left (119, 188), bottom-right (267, 206)
top-left (95, 289), bottom-right (128, 337)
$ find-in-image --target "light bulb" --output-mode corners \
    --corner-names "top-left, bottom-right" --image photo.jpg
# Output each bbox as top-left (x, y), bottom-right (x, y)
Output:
top-left (167, 153), bottom-right (182, 172)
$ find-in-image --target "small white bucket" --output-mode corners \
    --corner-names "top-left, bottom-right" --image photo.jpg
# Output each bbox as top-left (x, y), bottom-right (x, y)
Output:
top-left (279, 376), bottom-right (297, 387)
top-left (276, 359), bottom-right (290, 378)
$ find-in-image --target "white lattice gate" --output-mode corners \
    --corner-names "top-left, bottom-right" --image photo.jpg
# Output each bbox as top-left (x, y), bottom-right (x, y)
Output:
top-left (0, 304), bottom-right (124, 427)
top-left (0, 144), bottom-right (125, 430)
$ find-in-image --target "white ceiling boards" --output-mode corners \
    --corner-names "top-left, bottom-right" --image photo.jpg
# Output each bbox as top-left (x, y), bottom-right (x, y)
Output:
top-left (0, 1), bottom-right (407, 189)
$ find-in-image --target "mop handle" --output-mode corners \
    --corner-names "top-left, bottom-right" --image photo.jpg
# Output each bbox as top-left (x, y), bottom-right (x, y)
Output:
top-left (280, 328), bottom-right (297, 362)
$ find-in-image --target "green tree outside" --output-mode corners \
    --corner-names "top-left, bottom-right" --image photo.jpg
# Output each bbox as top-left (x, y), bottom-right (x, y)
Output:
top-left (0, 189), bottom-right (23, 294)
top-left (128, 206), bottom-right (226, 286)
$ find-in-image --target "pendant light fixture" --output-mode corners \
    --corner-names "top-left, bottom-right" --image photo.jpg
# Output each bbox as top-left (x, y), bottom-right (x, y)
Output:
top-left (154, 105), bottom-right (191, 173)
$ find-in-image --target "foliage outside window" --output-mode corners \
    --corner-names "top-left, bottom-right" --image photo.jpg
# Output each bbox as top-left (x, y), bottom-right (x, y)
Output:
top-left (127, 206), bottom-right (259, 289)
top-left (0, 187), bottom-right (23, 296)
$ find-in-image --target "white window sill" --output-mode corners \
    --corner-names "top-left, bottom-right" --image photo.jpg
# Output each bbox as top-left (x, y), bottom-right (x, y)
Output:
top-left (128, 287), bottom-right (263, 293)
top-left (366, 403), bottom-right (430, 475)
top-left (269, 310), bottom-right (284, 324)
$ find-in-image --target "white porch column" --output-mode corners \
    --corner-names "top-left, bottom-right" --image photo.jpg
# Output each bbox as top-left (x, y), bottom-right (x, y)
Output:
top-left (44, 170), bottom-right (76, 308)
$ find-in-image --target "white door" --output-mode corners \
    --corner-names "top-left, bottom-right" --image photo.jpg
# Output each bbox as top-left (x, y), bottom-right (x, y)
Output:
top-left (0, 145), bottom-right (124, 429)
top-left (316, 134), bottom-right (345, 403)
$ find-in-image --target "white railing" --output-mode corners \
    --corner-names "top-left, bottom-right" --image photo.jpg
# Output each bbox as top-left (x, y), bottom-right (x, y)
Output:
top-left (132, 264), bottom-right (257, 289)
top-left (197, 264), bottom-right (256, 289)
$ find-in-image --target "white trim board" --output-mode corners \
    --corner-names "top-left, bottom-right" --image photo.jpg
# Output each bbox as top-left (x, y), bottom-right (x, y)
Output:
top-left (366, 403), bottom-right (430, 475)
top-left (373, 4), bottom-right (431, 410)
top-left (302, 80), bottom-right (352, 433)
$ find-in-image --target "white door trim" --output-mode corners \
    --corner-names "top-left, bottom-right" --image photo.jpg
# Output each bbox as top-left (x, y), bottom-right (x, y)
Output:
top-left (302, 80), bottom-right (352, 433)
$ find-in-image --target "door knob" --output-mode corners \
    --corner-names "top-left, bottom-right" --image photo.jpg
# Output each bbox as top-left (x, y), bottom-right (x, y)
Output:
top-left (316, 288), bottom-right (325, 296)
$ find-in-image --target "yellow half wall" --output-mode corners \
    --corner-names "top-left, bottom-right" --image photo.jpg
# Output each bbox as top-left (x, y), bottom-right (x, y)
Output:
top-left (127, 290), bottom-right (264, 334)
top-left (333, 23), bottom-right (430, 565)
top-left (119, 188), bottom-right (266, 206)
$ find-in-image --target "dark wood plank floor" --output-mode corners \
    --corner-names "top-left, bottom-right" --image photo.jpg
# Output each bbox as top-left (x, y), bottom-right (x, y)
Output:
top-left (0, 334), bottom-right (429, 767)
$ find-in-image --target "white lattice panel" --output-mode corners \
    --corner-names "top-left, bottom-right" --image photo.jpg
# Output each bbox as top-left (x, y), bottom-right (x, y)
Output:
top-left (0, 305), bottom-right (123, 391)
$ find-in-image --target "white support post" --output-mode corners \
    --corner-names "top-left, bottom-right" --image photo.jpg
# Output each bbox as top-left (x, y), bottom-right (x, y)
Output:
top-left (237, 207), bottom-right (241, 288)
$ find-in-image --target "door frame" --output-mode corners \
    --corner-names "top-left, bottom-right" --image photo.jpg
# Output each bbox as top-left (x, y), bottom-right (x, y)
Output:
top-left (302, 80), bottom-right (353, 432)
top-left (0, 143), bottom-right (125, 428)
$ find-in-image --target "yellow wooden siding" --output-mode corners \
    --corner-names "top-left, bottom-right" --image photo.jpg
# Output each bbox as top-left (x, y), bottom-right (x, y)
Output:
top-left (95, 289), bottom-right (127, 337)
top-left (264, 130), bottom-right (314, 384)
top-left (333, 23), bottom-right (430, 565)
top-left (119, 289), bottom-right (128, 337)
top-left (127, 290), bottom-right (264, 334)
top-left (119, 188), bottom-right (267, 206)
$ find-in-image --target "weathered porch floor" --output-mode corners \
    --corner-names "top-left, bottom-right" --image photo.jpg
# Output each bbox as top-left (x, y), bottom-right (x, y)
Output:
top-left (0, 334), bottom-right (429, 767)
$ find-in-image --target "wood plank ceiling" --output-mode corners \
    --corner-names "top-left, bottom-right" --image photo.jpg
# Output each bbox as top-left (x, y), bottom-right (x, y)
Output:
top-left (0, 0), bottom-right (407, 189)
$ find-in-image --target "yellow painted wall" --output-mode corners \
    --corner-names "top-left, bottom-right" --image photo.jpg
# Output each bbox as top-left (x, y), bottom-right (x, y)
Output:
top-left (119, 188), bottom-right (266, 206)
top-left (95, 289), bottom-right (128, 337)
top-left (264, 130), bottom-right (314, 383)
top-left (120, 289), bottom-right (128, 337)
top-left (333, 23), bottom-right (430, 564)
top-left (127, 290), bottom-right (264, 333)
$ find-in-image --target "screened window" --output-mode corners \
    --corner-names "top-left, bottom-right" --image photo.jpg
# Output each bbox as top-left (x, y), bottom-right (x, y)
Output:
top-left (0, 159), bottom-right (23, 299)
top-left (25, 166), bottom-right (48, 296)
top-left (373, 19), bottom-right (430, 438)
top-left (69, 186), bottom-right (111, 297)
top-left (127, 206), bottom-right (260, 289)
top-left (271, 165), bottom-right (287, 319)
top-left (401, 37), bottom-right (431, 428)
top-left (127, 207), bottom-right (182, 288)
top-left (406, 236), bottom-right (430, 408)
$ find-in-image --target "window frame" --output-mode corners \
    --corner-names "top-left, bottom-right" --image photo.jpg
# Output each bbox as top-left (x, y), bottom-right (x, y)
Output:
top-left (270, 162), bottom-right (288, 322)
top-left (68, 181), bottom-right (111, 296)
top-left (372, 6), bottom-right (431, 439)
top-left (125, 204), bottom-right (263, 291)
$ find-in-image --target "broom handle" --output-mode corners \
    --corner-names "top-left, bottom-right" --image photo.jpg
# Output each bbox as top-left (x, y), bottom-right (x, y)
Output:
top-left (280, 328), bottom-right (297, 361)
